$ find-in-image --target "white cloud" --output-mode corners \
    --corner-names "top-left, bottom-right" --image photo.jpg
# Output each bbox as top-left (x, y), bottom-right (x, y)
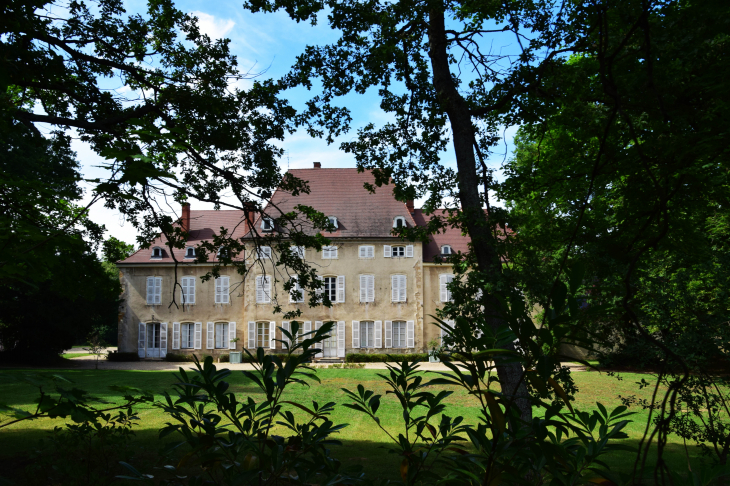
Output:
top-left (191, 11), bottom-right (235, 40)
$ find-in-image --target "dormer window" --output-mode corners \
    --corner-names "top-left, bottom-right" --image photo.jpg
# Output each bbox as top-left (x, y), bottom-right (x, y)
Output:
top-left (151, 247), bottom-right (163, 259)
top-left (441, 245), bottom-right (452, 255)
top-left (393, 216), bottom-right (406, 228)
top-left (261, 217), bottom-right (274, 232)
top-left (328, 216), bottom-right (338, 229)
top-left (217, 247), bottom-right (228, 258)
top-left (185, 247), bottom-right (195, 258)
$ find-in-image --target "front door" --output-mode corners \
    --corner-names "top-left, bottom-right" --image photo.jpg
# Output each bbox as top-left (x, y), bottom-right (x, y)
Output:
top-left (138, 322), bottom-right (167, 358)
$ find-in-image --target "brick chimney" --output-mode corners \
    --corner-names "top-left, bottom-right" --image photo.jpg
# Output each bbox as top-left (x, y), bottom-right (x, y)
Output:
top-left (313, 162), bottom-right (321, 168)
top-left (406, 199), bottom-right (414, 214)
top-left (181, 203), bottom-right (190, 233)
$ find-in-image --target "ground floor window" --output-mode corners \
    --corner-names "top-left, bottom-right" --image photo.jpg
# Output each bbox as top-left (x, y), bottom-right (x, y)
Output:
top-left (181, 322), bottom-right (194, 349)
top-left (215, 322), bottom-right (229, 349)
top-left (360, 321), bottom-right (374, 348)
top-left (147, 322), bottom-right (161, 350)
top-left (257, 322), bottom-right (270, 348)
top-left (392, 321), bottom-right (407, 348)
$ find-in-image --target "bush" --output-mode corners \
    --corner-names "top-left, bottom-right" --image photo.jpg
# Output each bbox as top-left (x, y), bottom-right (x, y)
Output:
top-left (106, 351), bottom-right (139, 362)
top-left (345, 352), bottom-right (428, 363)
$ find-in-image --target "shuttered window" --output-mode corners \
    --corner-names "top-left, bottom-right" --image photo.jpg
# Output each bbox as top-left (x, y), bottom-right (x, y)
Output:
top-left (360, 321), bottom-right (375, 348)
top-left (146, 277), bottom-right (162, 305)
top-left (358, 245), bottom-right (374, 258)
top-left (215, 277), bottom-right (230, 304)
top-left (290, 276), bottom-right (305, 303)
top-left (214, 322), bottom-right (229, 348)
top-left (181, 323), bottom-right (194, 349)
top-left (258, 246), bottom-right (272, 259)
top-left (359, 275), bottom-right (375, 302)
top-left (391, 275), bottom-right (407, 302)
top-left (440, 274), bottom-right (454, 302)
top-left (256, 275), bottom-right (271, 303)
top-left (322, 246), bottom-right (338, 259)
top-left (392, 321), bottom-right (407, 348)
top-left (257, 322), bottom-right (270, 348)
top-left (181, 276), bottom-right (196, 304)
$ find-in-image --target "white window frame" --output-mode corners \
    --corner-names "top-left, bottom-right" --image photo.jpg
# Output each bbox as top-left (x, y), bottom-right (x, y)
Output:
top-left (215, 276), bottom-right (230, 304)
top-left (323, 276), bottom-right (337, 303)
top-left (360, 321), bottom-right (375, 348)
top-left (258, 246), bottom-right (272, 259)
top-left (261, 217), bottom-right (274, 232)
top-left (358, 245), bottom-right (374, 258)
top-left (391, 274), bottom-right (407, 303)
top-left (151, 247), bottom-right (163, 259)
top-left (146, 276), bottom-right (162, 305)
top-left (290, 276), bottom-right (304, 303)
top-left (393, 216), bottom-right (406, 228)
top-left (180, 322), bottom-right (194, 349)
top-left (214, 322), bottom-right (229, 349)
top-left (180, 276), bottom-right (196, 305)
top-left (184, 247), bottom-right (195, 258)
top-left (359, 274), bottom-right (375, 303)
top-left (328, 216), bottom-right (338, 229)
top-left (392, 245), bottom-right (405, 257)
top-left (256, 275), bottom-right (271, 304)
top-left (392, 321), bottom-right (407, 348)
top-left (291, 246), bottom-right (305, 259)
top-left (440, 274), bottom-right (454, 302)
top-left (441, 245), bottom-right (452, 255)
top-left (322, 246), bottom-right (338, 259)
top-left (257, 321), bottom-right (270, 348)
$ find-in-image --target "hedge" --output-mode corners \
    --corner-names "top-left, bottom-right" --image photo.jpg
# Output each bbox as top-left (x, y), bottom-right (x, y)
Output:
top-left (345, 353), bottom-right (429, 363)
top-left (106, 351), bottom-right (139, 362)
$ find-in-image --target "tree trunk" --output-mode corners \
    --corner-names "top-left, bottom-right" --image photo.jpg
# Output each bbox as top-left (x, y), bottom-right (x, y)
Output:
top-left (427, 6), bottom-right (532, 423)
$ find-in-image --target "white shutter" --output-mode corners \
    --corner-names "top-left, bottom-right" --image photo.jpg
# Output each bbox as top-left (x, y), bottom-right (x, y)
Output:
top-left (315, 321), bottom-right (323, 358)
top-left (391, 275), bottom-right (399, 302)
top-left (359, 246), bottom-right (366, 258)
top-left (206, 322), bottom-right (214, 349)
top-left (172, 322), bottom-right (180, 350)
top-left (282, 321), bottom-right (290, 347)
top-left (154, 277), bottom-right (162, 304)
top-left (337, 321), bottom-right (345, 357)
top-left (160, 322), bottom-right (168, 358)
top-left (194, 322), bottom-right (202, 349)
top-left (215, 278), bottom-right (222, 304)
top-left (304, 321), bottom-right (312, 339)
top-left (229, 322), bottom-right (236, 350)
top-left (352, 321), bottom-right (360, 348)
top-left (248, 321), bottom-right (256, 349)
top-left (384, 245), bottom-right (391, 258)
top-left (385, 321), bottom-right (393, 348)
top-left (180, 278), bottom-right (188, 304)
top-left (256, 276), bottom-right (264, 303)
top-left (188, 278), bottom-right (196, 304)
top-left (359, 275), bottom-right (367, 302)
top-left (440, 274), bottom-right (449, 302)
top-left (374, 320), bottom-right (382, 348)
top-left (289, 277), bottom-right (297, 303)
top-left (399, 275), bottom-right (407, 302)
top-left (270, 321), bottom-right (276, 349)
top-left (406, 321), bottom-right (415, 348)
top-left (368, 275), bottom-right (375, 302)
top-left (146, 278), bottom-right (154, 304)
top-left (368, 246), bottom-right (374, 258)
top-left (138, 323), bottom-right (146, 358)
top-left (337, 275), bottom-right (345, 303)
top-left (405, 245), bottom-right (413, 258)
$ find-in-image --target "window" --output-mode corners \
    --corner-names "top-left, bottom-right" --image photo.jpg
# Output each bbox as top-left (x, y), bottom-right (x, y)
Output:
top-left (151, 247), bottom-right (163, 259)
top-left (185, 247), bottom-right (195, 258)
top-left (358, 245), bottom-right (374, 258)
top-left (322, 246), bottom-right (338, 259)
top-left (217, 247), bottom-right (228, 258)
top-left (257, 246), bottom-right (272, 259)
top-left (393, 216), bottom-right (406, 228)
top-left (440, 274), bottom-right (454, 302)
top-left (257, 322), bottom-right (270, 348)
top-left (328, 216), bottom-right (338, 229)
top-left (215, 277), bottom-right (230, 304)
top-left (392, 321), bottom-right (407, 348)
top-left (291, 246), bottom-right (305, 259)
top-left (181, 322), bottom-right (194, 349)
top-left (359, 275), bottom-right (375, 302)
top-left (261, 217), bottom-right (274, 232)
top-left (391, 274), bottom-right (407, 302)
top-left (255, 275), bottom-right (271, 303)
top-left (392, 246), bottom-right (405, 257)
top-left (360, 321), bottom-right (375, 348)
top-left (441, 245), bottom-right (452, 255)
top-left (290, 276), bottom-right (304, 303)
top-left (323, 276), bottom-right (337, 303)
top-left (384, 244), bottom-right (413, 258)
top-left (181, 276), bottom-right (196, 304)
top-left (146, 277), bottom-right (162, 304)
top-left (214, 322), bottom-right (229, 348)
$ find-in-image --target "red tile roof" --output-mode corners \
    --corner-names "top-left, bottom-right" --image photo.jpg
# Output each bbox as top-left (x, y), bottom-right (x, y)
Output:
top-left (119, 210), bottom-right (250, 264)
top-left (258, 168), bottom-right (416, 238)
top-left (412, 209), bottom-right (472, 262)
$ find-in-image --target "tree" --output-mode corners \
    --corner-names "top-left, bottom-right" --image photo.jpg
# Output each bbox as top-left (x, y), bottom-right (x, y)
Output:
top-left (102, 237), bottom-right (134, 264)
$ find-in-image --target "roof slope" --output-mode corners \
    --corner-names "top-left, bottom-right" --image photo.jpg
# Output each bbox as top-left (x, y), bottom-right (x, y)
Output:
top-left (120, 210), bottom-right (249, 264)
top-left (412, 209), bottom-right (472, 262)
top-left (263, 168), bottom-right (415, 238)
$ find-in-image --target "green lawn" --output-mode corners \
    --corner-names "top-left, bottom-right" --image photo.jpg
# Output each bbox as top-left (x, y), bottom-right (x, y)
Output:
top-left (0, 366), bottom-right (708, 483)
top-left (60, 353), bottom-right (97, 359)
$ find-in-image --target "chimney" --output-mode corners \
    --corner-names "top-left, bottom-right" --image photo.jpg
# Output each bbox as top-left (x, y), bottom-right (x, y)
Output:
top-left (406, 199), bottom-right (414, 214)
top-left (181, 203), bottom-right (190, 233)
top-left (313, 162), bottom-right (321, 168)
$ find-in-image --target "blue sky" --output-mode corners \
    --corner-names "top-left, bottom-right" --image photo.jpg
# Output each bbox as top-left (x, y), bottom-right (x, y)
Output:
top-left (77, 1), bottom-right (517, 247)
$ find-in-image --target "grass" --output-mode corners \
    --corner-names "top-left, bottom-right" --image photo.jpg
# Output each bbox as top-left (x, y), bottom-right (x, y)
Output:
top-left (60, 353), bottom-right (97, 359)
top-left (0, 366), bottom-right (709, 483)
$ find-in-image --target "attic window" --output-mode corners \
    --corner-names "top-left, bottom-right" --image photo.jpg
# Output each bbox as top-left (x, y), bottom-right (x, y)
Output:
top-left (393, 216), bottom-right (406, 228)
top-left (217, 247), bottom-right (228, 258)
top-left (261, 217), bottom-right (274, 232)
top-left (185, 247), bottom-right (195, 258)
top-left (151, 247), bottom-right (163, 259)
top-left (328, 217), bottom-right (338, 229)
top-left (441, 245), bottom-right (452, 255)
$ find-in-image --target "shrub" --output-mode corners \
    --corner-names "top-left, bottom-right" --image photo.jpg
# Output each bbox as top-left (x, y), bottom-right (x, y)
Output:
top-left (345, 352), bottom-right (428, 363)
top-left (106, 351), bottom-right (139, 362)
